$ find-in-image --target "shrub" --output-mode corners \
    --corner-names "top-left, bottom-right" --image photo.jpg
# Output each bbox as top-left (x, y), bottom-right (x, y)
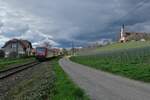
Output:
top-left (9, 51), bottom-right (18, 58)
top-left (0, 50), bottom-right (5, 58)
top-left (73, 87), bottom-right (84, 98)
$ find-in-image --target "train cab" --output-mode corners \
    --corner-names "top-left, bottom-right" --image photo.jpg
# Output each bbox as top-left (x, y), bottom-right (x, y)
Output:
top-left (35, 47), bottom-right (48, 59)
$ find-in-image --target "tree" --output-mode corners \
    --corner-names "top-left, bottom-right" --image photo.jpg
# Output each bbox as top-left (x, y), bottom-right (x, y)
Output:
top-left (43, 41), bottom-right (52, 48)
top-left (62, 48), bottom-right (68, 56)
top-left (0, 50), bottom-right (5, 58)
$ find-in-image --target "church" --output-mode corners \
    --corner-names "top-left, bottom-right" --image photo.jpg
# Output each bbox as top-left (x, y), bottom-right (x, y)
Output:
top-left (119, 25), bottom-right (150, 43)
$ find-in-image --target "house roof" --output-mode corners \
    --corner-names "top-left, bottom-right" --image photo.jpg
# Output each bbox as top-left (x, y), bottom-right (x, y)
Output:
top-left (2, 39), bottom-right (32, 49)
top-left (124, 31), bottom-right (150, 35)
top-left (123, 32), bottom-right (150, 37)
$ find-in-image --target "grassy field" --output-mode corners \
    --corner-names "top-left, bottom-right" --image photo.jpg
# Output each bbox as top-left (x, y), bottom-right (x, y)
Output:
top-left (96, 41), bottom-right (150, 52)
top-left (78, 41), bottom-right (150, 55)
top-left (71, 42), bottom-right (150, 82)
top-left (0, 57), bottom-right (35, 71)
top-left (51, 58), bottom-right (89, 100)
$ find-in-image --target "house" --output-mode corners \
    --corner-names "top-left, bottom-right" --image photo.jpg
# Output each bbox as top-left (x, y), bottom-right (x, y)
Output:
top-left (119, 25), bottom-right (150, 43)
top-left (87, 39), bottom-right (112, 48)
top-left (51, 48), bottom-right (63, 56)
top-left (2, 39), bottom-right (32, 57)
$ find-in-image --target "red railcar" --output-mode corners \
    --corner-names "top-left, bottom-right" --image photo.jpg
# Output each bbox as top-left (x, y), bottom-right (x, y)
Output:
top-left (35, 47), bottom-right (53, 60)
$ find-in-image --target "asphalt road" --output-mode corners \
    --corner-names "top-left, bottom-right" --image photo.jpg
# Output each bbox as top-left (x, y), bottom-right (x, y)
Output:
top-left (59, 58), bottom-right (150, 100)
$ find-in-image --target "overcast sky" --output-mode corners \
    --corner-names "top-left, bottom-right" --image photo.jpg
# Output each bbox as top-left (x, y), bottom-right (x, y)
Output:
top-left (0, 0), bottom-right (150, 47)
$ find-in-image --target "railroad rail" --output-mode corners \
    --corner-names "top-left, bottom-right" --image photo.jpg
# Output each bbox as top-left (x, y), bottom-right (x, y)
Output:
top-left (0, 61), bottom-right (40, 79)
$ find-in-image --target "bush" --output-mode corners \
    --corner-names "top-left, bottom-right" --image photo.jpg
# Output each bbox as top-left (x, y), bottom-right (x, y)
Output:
top-left (73, 87), bottom-right (84, 98)
top-left (0, 50), bottom-right (5, 58)
top-left (9, 51), bottom-right (18, 58)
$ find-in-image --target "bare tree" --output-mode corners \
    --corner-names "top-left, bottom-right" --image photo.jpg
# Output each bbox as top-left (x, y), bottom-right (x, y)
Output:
top-left (43, 41), bottom-right (52, 48)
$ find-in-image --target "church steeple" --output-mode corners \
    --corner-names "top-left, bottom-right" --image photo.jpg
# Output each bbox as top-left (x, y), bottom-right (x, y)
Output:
top-left (120, 24), bottom-right (125, 38)
top-left (119, 24), bottom-right (126, 43)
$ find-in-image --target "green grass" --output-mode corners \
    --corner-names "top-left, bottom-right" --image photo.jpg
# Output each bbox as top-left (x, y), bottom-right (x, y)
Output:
top-left (71, 46), bottom-right (150, 82)
top-left (78, 41), bottom-right (150, 56)
top-left (0, 57), bottom-right (35, 71)
top-left (96, 41), bottom-right (150, 52)
top-left (51, 58), bottom-right (89, 100)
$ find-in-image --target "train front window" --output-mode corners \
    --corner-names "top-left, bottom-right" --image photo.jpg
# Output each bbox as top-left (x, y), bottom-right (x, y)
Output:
top-left (36, 48), bottom-right (46, 52)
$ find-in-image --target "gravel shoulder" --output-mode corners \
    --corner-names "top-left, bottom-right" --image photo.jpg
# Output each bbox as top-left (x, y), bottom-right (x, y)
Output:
top-left (59, 57), bottom-right (150, 100)
top-left (0, 61), bottom-right (53, 100)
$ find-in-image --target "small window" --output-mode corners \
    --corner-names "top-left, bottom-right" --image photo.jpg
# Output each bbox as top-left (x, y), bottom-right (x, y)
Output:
top-left (11, 43), bottom-right (17, 48)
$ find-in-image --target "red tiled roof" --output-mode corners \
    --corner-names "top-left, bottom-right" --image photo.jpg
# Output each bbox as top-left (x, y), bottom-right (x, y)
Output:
top-left (2, 39), bottom-right (32, 49)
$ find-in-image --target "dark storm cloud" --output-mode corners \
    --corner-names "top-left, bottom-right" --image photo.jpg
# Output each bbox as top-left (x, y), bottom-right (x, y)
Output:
top-left (0, 0), bottom-right (150, 47)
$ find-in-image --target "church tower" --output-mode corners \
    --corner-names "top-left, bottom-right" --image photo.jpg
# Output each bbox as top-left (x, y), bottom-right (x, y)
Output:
top-left (119, 24), bottom-right (125, 42)
top-left (121, 24), bottom-right (124, 38)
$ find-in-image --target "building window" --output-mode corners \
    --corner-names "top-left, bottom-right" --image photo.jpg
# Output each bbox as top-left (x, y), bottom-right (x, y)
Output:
top-left (11, 43), bottom-right (17, 48)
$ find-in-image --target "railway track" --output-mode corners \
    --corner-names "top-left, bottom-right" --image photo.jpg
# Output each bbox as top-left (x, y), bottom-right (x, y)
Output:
top-left (0, 61), bottom-right (40, 79)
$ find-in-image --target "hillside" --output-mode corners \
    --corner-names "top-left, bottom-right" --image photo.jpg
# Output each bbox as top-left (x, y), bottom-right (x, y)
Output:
top-left (71, 41), bottom-right (150, 82)
top-left (77, 41), bottom-right (150, 55)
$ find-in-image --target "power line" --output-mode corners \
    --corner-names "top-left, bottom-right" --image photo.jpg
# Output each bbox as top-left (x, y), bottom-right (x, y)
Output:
top-left (71, 41), bottom-right (75, 55)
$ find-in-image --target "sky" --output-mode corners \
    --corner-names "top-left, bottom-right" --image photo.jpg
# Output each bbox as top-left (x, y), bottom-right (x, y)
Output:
top-left (0, 0), bottom-right (150, 48)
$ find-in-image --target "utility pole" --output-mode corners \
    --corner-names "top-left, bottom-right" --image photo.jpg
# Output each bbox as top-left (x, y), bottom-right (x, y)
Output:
top-left (71, 41), bottom-right (75, 56)
top-left (17, 40), bottom-right (19, 58)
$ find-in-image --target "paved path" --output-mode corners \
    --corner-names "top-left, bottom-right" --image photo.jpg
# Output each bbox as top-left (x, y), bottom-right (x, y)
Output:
top-left (59, 58), bottom-right (150, 100)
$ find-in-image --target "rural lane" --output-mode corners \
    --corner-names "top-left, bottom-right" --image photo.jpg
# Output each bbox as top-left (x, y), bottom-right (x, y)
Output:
top-left (59, 57), bottom-right (150, 100)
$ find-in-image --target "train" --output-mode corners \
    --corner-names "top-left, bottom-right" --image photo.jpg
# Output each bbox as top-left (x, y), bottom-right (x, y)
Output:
top-left (35, 47), bottom-right (62, 60)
